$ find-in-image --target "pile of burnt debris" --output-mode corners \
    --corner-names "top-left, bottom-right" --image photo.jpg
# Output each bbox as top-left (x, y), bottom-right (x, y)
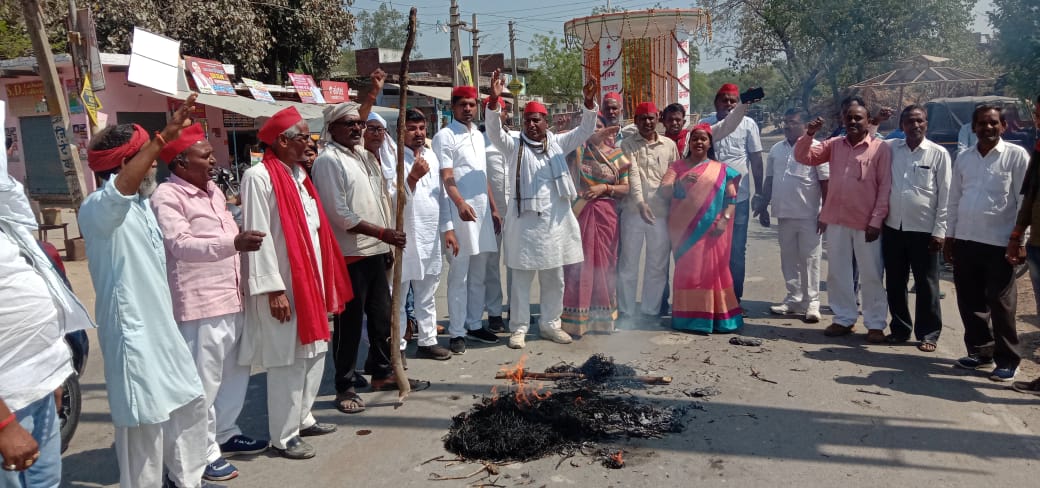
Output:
top-left (443, 354), bottom-right (686, 462)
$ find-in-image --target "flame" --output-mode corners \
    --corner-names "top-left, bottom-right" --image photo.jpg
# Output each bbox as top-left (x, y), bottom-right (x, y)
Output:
top-left (498, 355), bottom-right (552, 408)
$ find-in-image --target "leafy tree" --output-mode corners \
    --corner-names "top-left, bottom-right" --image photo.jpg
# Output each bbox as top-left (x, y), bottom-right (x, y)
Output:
top-left (990, 0), bottom-right (1040, 98)
top-left (0, 0), bottom-right (68, 57)
top-left (526, 34), bottom-right (584, 103)
top-left (354, 2), bottom-right (420, 56)
top-left (701, 0), bottom-right (977, 109)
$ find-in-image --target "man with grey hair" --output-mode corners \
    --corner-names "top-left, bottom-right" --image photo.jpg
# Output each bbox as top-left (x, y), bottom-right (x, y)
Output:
top-left (240, 106), bottom-right (350, 460)
top-left (313, 95), bottom-right (428, 417)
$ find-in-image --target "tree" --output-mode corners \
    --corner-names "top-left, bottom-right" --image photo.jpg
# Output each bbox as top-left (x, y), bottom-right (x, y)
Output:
top-left (701, 0), bottom-right (977, 109)
top-left (354, 2), bottom-right (420, 56)
top-left (990, 0), bottom-right (1040, 98)
top-left (526, 34), bottom-right (584, 103)
top-left (84, 0), bottom-right (354, 83)
top-left (0, 0), bottom-right (68, 58)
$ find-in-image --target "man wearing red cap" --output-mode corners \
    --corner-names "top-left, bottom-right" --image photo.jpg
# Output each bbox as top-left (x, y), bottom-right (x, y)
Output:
top-left (79, 95), bottom-right (215, 487)
top-left (150, 124), bottom-right (269, 480)
top-left (698, 83), bottom-right (765, 304)
top-left (618, 101), bottom-right (678, 323)
top-left (240, 106), bottom-right (351, 460)
top-left (433, 84), bottom-right (503, 354)
top-left (485, 69), bottom-right (599, 349)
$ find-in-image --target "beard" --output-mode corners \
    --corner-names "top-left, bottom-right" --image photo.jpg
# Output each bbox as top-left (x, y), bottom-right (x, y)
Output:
top-left (138, 168), bottom-right (158, 198)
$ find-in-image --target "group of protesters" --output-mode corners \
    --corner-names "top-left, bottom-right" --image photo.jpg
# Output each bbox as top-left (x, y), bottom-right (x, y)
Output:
top-left (2, 61), bottom-right (1040, 488)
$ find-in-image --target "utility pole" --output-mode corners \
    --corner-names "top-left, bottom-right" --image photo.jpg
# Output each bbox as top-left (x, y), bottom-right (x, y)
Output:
top-left (470, 13), bottom-right (479, 91)
top-left (448, 0), bottom-right (462, 87)
top-left (20, 0), bottom-right (85, 204)
top-left (508, 21), bottom-right (518, 127)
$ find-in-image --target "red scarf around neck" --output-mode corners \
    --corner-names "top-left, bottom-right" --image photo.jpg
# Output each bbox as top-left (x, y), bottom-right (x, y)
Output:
top-left (261, 150), bottom-right (352, 344)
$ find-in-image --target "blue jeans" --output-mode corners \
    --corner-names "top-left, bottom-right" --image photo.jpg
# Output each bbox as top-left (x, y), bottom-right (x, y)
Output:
top-left (729, 200), bottom-right (750, 300)
top-left (0, 394), bottom-right (61, 488)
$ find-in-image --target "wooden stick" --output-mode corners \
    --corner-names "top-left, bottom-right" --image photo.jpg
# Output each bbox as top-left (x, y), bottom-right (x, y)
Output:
top-left (493, 372), bottom-right (672, 384)
top-left (389, 7), bottom-right (419, 405)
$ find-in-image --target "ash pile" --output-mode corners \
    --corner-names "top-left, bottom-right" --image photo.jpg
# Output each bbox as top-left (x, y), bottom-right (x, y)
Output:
top-left (443, 354), bottom-right (686, 462)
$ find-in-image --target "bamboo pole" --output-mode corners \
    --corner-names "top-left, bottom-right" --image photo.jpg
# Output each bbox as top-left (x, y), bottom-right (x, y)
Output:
top-left (389, 7), bottom-right (419, 405)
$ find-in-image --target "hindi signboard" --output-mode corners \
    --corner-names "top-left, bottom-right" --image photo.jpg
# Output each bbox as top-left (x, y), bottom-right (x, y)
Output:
top-left (185, 56), bottom-right (236, 96)
top-left (288, 73), bottom-right (326, 104)
top-left (242, 77), bottom-right (276, 103)
top-left (320, 81), bottom-right (350, 103)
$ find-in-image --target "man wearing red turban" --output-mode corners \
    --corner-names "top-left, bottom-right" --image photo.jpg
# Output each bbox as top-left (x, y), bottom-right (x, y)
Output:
top-left (79, 95), bottom-right (214, 487)
top-left (698, 83), bottom-right (765, 304)
top-left (433, 85), bottom-right (503, 354)
top-left (239, 106), bottom-right (352, 460)
top-left (150, 123), bottom-right (270, 480)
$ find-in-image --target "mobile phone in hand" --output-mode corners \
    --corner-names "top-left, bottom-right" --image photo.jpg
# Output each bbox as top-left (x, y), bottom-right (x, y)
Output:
top-left (741, 87), bottom-right (764, 104)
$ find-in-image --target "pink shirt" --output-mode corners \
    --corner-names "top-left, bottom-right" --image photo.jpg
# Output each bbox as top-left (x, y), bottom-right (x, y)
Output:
top-left (794, 134), bottom-right (892, 230)
top-left (151, 175), bottom-right (242, 322)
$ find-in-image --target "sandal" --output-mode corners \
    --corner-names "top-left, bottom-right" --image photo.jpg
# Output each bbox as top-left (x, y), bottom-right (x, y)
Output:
top-left (917, 342), bottom-right (937, 353)
top-left (335, 391), bottom-right (366, 414)
top-left (371, 377), bottom-right (431, 392)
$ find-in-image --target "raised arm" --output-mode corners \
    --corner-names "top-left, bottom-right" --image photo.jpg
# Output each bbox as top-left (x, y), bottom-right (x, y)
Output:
top-left (794, 116), bottom-right (833, 167)
top-left (485, 69), bottom-right (516, 155)
top-left (357, 69), bottom-right (385, 123)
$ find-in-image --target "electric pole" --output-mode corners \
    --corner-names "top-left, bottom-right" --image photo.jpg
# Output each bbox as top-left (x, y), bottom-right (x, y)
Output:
top-left (470, 13), bottom-right (479, 91)
top-left (449, 0), bottom-right (462, 87)
top-left (20, 0), bottom-right (85, 204)
top-left (509, 21), bottom-right (519, 127)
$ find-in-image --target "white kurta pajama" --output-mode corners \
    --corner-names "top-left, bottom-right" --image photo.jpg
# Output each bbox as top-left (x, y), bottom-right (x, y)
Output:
top-left (433, 120), bottom-right (498, 337)
top-left (239, 161), bottom-right (328, 450)
top-left (485, 103), bottom-right (598, 334)
top-left (397, 147), bottom-right (453, 349)
top-left (484, 131), bottom-right (514, 317)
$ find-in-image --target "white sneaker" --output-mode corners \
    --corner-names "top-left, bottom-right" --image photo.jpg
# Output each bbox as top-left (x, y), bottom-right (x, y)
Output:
top-left (508, 330), bottom-right (526, 349)
top-left (539, 326), bottom-right (573, 344)
top-left (769, 303), bottom-right (798, 315)
top-left (805, 304), bottom-right (821, 323)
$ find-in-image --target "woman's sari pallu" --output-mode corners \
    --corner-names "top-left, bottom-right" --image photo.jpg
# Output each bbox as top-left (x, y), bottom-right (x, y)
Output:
top-left (668, 158), bottom-right (744, 333)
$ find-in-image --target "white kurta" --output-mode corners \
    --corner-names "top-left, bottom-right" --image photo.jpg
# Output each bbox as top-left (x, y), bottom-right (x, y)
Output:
top-left (239, 161), bottom-right (327, 368)
top-left (432, 120), bottom-right (497, 256)
top-left (400, 147), bottom-right (453, 282)
top-left (485, 104), bottom-right (598, 270)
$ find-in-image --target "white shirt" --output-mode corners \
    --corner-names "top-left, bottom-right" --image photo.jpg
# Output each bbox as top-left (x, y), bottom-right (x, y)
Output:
top-left (957, 122), bottom-right (977, 155)
top-left (484, 131), bottom-right (514, 215)
top-left (698, 112), bottom-right (763, 202)
top-left (885, 138), bottom-right (952, 237)
top-left (947, 139), bottom-right (1031, 247)
top-left (433, 120), bottom-right (496, 256)
top-left (312, 141), bottom-right (392, 257)
top-left (768, 138), bottom-right (828, 220)
top-left (400, 147), bottom-right (453, 281)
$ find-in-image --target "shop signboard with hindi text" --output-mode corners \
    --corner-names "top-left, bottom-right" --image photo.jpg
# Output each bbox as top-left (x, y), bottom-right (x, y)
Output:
top-left (185, 56), bottom-right (236, 96)
top-left (242, 77), bottom-right (275, 103)
top-left (320, 81), bottom-right (350, 103)
top-left (288, 73), bottom-right (326, 104)
top-left (675, 38), bottom-right (691, 119)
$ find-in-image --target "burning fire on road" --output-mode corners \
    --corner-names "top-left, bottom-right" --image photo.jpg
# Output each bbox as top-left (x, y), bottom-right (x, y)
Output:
top-left (443, 354), bottom-right (687, 464)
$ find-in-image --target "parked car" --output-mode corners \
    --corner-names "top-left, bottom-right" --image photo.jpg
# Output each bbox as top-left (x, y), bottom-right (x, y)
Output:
top-left (38, 241), bottom-right (88, 454)
top-left (924, 96), bottom-right (1036, 159)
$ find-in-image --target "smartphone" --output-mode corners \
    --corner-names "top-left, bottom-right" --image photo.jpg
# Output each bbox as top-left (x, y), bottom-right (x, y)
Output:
top-left (740, 87), bottom-right (765, 104)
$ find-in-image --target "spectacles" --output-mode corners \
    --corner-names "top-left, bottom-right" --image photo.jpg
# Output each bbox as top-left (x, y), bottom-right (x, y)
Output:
top-left (289, 133), bottom-right (310, 142)
top-left (333, 119), bottom-right (366, 128)
top-left (366, 126), bottom-right (387, 134)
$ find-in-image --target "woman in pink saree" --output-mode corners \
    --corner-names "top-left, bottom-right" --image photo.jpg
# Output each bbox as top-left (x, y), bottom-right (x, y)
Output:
top-left (561, 124), bottom-right (629, 336)
top-left (662, 123), bottom-right (743, 333)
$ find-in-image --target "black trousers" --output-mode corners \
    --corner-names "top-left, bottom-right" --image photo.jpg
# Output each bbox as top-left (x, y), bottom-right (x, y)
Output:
top-left (952, 240), bottom-right (1021, 369)
top-left (333, 253), bottom-right (392, 393)
top-left (882, 226), bottom-right (942, 342)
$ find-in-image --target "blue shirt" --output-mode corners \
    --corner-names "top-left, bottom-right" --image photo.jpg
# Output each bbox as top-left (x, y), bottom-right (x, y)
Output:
top-left (79, 177), bottom-right (202, 427)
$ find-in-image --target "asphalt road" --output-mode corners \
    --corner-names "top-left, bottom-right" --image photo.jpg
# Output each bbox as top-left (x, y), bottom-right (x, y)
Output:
top-left (50, 177), bottom-right (1040, 487)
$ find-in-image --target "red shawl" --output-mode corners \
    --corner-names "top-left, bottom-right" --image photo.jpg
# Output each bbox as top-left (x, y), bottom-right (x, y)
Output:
top-left (262, 150), bottom-right (352, 344)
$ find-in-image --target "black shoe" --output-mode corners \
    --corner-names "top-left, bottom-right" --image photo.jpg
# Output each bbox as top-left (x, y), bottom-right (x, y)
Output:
top-left (466, 327), bottom-right (500, 344)
top-left (299, 422), bottom-right (337, 437)
top-left (487, 316), bottom-right (507, 333)
top-left (449, 336), bottom-right (466, 354)
top-left (272, 436), bottom-right (316, 459)
top-left (416, 344), bottom-right (452, 360)
top-left (352, 371), bottom-right (369, 389)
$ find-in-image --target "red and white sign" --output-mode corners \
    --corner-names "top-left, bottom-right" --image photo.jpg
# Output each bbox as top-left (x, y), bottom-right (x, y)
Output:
top-left (598, 39), bottom-right (623, 103)
top-left (185, 56), bottom-right (236, 96)
top-left (675, 38), bottom-right (691, 118)
top-left (320, 81), bottom-right (350, 103)
top-left (288, 73), bottom-right (326, 104)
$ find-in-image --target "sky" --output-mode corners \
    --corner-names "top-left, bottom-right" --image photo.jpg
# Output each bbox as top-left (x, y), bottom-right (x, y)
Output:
top-left (348, 0), bottom-right (996, 73)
